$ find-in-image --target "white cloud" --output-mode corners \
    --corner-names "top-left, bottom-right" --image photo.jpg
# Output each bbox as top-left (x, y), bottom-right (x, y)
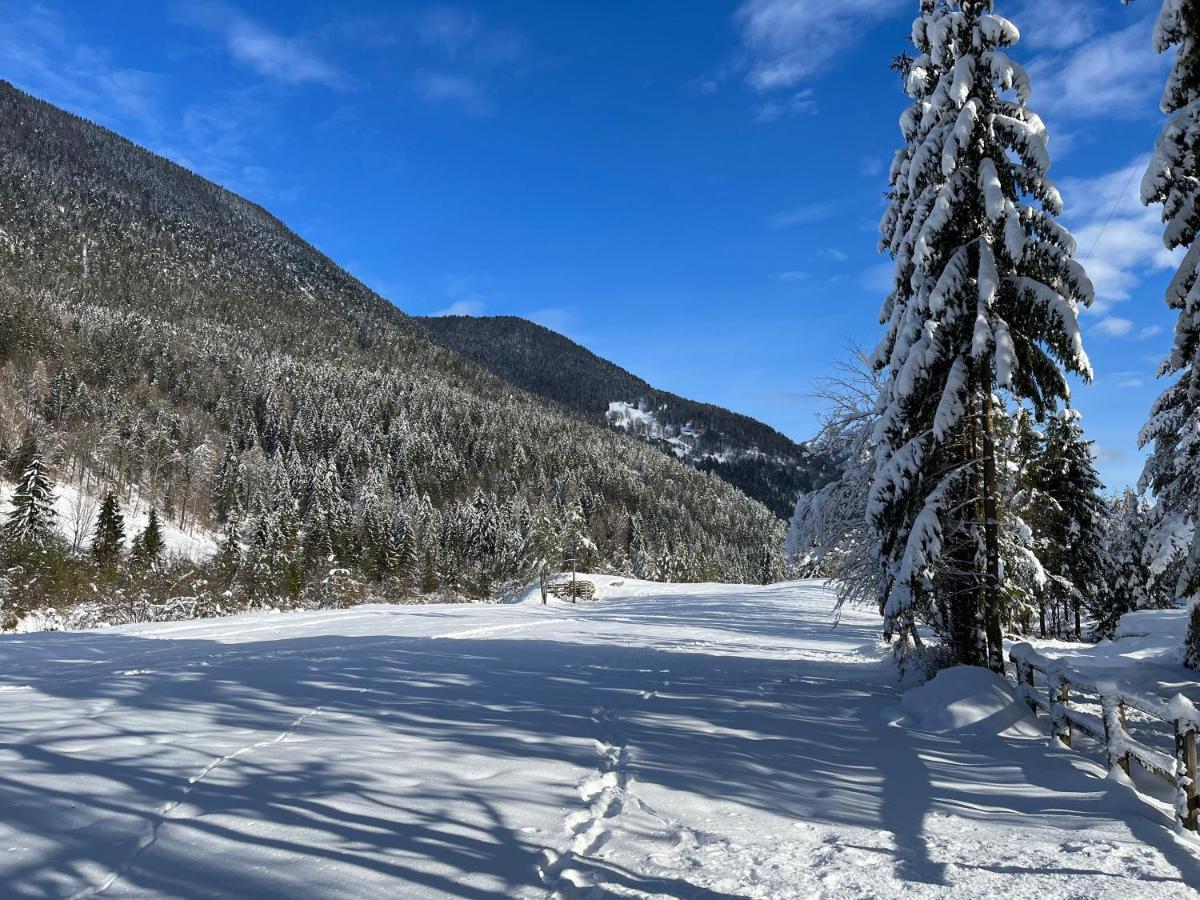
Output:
top-left (1094, 316), bottom-right (1134, 337)
top-left (1060, 159), bottom-right (1179, 314)
top-left (858, 156), bottom-right (885, 179)
top-left (175, 2), bottom-right (346, 87)
top-left (1139, 325), bottom-right (1163, 339)
top-left (413, 70), bottom-right (493, 116)
top-left (777, 270), bottom-right (807, 282)
top-left (416, 6), bottom-right (480, 59)
top-left (733, 0), bottom-right (902, 91)
top-left (0, 5), bottom-right (164, 136)
top-left (433, 298), bottom-right (486, 317)
top-left (1009, 0), bottom-right (1101, 50)
top-left (819, 248), bottom-right (849, 263)
top-left (1024, 18), bottom-right (1166, 121)
top-left (768, 202), bottom-right (836, 228)
top-left (753, 89), bottom-right (817, 122)
top-left (416, 6), bottom-right (523, 66)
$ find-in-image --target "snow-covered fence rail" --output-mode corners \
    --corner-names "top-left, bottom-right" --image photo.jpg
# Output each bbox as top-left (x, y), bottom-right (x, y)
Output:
top-left (1009, 643), bottom-right (1199, 832)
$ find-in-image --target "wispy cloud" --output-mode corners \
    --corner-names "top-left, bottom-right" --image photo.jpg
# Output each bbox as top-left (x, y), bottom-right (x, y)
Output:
top-left (408, 6), bottom-right (525, 116)
top-left (753, 88), bottom-right (817, 123)
top-left (415, 6), bottom-right (523, 64)
top-left (1023, 16), bottom-right (1166, 122)
top-left (733, 0), bottom-right (902, 92)
top-left (434, 298), bottom-right (486, 317)
top-left (1060, 159), bottom-right (1179, 314)
top-left (768, 202), bottom-right (836, 228)
top-left (413, 70), bottom-right (492, 116)
top-left (1094, 316), bottom-right (1134, 337)
top-left (0, 4), bottom-right (164, 137)
top-left (174, 1), bottom-right (346, 88)
top-left (1009, 0), bottom-right (1102, 51)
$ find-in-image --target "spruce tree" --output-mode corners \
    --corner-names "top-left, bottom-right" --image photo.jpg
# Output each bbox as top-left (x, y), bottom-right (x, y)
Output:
top-left (131, 508), bottom-right (166, 572)
top-left (1039, 410), bottom-right (1107, 639)
top-left (1138, 0), bottom-right (1200, 667)
top-left (870, 1), bottom-right (1093, 670)
top-left (5, 431), bottom-right (38, 482)
top-left (91, 491), bottom-right (126, 573)
top-left (4, 451), bottom-right (57, 551)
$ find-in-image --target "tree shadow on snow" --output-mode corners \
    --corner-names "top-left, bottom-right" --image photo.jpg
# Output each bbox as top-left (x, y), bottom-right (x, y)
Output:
top-left (0, 618), bottom-right (1194, 896)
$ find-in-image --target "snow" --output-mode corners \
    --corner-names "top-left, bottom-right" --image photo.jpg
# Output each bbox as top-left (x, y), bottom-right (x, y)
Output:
top-left (1020, 606), bottom-right (1199, 704)
top-left (1, 580), bottom-right (1198, 897)
top-left (605, 400), bottom-right (782, 467)
top-left (900, 666), bottom-right (1041, 737)
top-left (0, 477), bottom-right (217, 563)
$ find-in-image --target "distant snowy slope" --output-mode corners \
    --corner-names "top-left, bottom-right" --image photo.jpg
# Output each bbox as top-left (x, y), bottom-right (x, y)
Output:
top-left (1, 581), bottom-right (1195, 897)
top-left (419, 314), bottom-right (834, 518)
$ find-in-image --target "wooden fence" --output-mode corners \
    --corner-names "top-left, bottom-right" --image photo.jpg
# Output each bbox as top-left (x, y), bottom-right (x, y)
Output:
top-left (1008, 643), bottom-right (1199, 832)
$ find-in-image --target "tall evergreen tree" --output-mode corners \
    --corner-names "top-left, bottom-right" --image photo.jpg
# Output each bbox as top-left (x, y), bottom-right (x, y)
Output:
top-left (91, 490), bottom-right (126, 573)
top-left (4, 450), bottom-right (57, 551)
top-left (1138, 0), bottom-right (1200, 668)
top-left (131, 508), bottom-right (166, 573)
top-left (1038, 410), bottom-right (1108, 639)
top-left (870, 0), bottom-right (1093, 670)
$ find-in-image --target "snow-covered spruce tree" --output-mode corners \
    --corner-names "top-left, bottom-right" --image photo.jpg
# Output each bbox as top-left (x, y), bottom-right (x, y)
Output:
top-left (1137, 0), bottom-right (1200, 668)
top-left (4, 451), bottom-right (58, 552)
top-left (870, 1), bottom-right (1093, 671)
top-left (1091, 490), bottom-right (1173, 638)
top-left (1037, 410), bottom-right (1107, 638)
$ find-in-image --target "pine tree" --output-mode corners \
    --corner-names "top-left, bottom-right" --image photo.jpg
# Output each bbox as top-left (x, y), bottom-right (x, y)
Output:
top-left (4, 450), bottom-right (57, 551)
top-left (131, 508), bottom-right (166, 572)
top-left (1138, 0), bottom-right (1200, 667)
top-left (91, 490), bottom-right (125, 573)
top-left (1038, 410), bottom-right (1108, 639)
top-left (869, 1), bottom-right (1093, 671)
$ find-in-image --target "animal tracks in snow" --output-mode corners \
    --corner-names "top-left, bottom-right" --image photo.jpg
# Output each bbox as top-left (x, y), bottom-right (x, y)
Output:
top-left (68, 703), bottom-right (331, 899)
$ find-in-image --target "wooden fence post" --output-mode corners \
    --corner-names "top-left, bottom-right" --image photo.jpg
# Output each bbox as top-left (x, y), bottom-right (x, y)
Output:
top-left (1118, 700), bottom-right (1130, 776)
top-left (1177, 723), bottom-right (1199, 832)
top-left (1049, 675), bottom-right (1071, 748)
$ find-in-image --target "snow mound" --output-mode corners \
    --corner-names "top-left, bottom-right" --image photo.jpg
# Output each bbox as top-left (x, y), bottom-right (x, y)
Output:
top-left (1115, 607), bottom-right (1187, 644)
top-left (901, 666), bottom-right (1040, 736)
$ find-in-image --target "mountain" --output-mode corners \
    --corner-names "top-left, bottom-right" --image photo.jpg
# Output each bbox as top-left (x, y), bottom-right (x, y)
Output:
top-left (0, 80), bottom-right (787, 623)
top-left (418, 315), bottom-right (832, 518)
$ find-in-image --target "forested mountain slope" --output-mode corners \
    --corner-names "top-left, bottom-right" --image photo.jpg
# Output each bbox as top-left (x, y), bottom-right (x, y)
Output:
top-left (419, 315), bottom-right (831, 518)
top-left (0, 80), bottom-right (785, 621)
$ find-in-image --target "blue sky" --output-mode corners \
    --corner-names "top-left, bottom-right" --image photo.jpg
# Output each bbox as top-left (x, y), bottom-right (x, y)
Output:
top-left (0, 0), bottom-right (1180, 489)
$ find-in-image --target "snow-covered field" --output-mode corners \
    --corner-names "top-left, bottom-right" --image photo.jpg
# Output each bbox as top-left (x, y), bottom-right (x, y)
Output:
top-left (1, 580), bottom-right (1197, 898)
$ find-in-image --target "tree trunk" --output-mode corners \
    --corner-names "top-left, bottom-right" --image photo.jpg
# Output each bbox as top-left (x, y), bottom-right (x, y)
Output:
top-left (980, 380), bottom-right (1005, 675)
